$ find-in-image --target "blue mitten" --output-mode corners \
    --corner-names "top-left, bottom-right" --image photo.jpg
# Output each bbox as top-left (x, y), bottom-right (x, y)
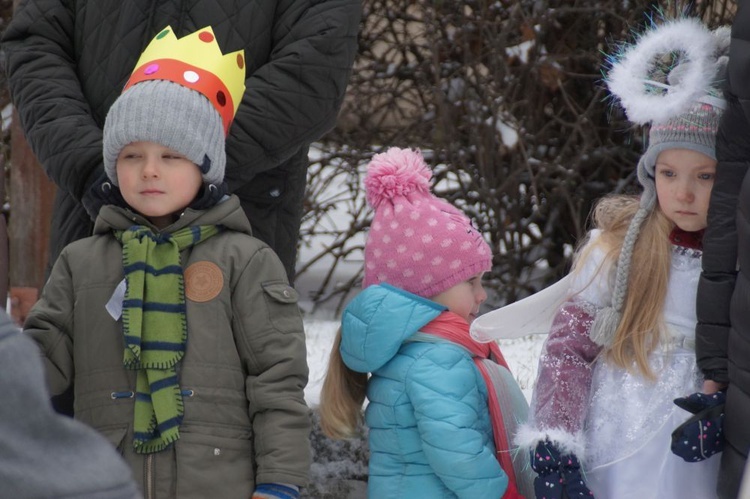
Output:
top-left (530, 440), bottom-right (594, 498)
top-left (251, 483), bottom-right (299, 499)
top-left (671, 391), bottom-right (725, 462)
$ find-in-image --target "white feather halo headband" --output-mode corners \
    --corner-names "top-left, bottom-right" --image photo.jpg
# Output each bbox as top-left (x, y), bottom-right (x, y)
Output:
top-left (606, 18), bottom-right (719, 125)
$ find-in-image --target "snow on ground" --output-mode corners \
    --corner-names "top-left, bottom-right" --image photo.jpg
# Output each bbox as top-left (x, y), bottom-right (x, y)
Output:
top-left (304, 318), bottom-right (339, 407)
top-left (303, 315), bottom-right (547, 407)
top-left (495, 333), bottom-right (547, 401)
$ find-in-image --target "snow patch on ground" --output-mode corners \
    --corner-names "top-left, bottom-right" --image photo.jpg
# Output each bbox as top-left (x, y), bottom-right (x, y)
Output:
top-left (305, 318), bottom-right (339, 407)
top-left (304, 316), bottom-right (546, 407)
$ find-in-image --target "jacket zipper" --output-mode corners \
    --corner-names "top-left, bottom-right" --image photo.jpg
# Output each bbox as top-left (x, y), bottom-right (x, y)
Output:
top-left (144, 453), bottom-right (155, 499)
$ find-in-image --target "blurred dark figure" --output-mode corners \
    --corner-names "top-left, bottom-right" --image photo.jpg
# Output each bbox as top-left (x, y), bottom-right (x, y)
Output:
top-left (696, 3), bottom-right (750, 498)
top-left (0, 309), bottom-right (140, 498)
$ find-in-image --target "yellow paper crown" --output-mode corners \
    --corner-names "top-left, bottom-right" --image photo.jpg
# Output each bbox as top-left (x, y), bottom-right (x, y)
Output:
top-left (124, 26), bottom-right (246, 135)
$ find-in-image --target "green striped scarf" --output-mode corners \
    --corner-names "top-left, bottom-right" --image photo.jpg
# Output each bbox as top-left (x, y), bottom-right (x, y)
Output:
top-left (115, 225), bottom-right (221, 454)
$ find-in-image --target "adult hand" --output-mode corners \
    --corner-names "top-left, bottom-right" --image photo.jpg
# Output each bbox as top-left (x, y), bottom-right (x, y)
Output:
top-left (9, 287), bottom-right (38, 326)
top-left (702, 379), bottom-right (727, 394)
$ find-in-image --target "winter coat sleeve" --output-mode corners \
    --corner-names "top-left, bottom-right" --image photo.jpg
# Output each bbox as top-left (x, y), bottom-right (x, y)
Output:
top-left (2, 0), bottom-right (104, 201)
top-left (520, 300), bottom-right (601, 456)
top-left (696, 91), bottom-right (749, 385)
top-left (405, 346), bottom-right (508, 499)
top-left (518, 234), bottom-right (606, 456)
top-left (21, 248), bottom-right (76, 397)
top-left (225, 0), bottom-right (361, 184)
top-left (231, 246), bottom-right (311, 486)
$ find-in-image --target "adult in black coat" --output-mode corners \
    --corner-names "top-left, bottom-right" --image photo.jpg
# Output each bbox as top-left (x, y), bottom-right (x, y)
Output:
top-left (696, 4), bottom-right (750, 497)
top-left (2, 0), bottom-right (361, 282)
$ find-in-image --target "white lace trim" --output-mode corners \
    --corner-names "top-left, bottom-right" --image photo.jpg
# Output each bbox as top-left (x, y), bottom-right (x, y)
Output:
top-left (514, 424), bottom-right (587, 459)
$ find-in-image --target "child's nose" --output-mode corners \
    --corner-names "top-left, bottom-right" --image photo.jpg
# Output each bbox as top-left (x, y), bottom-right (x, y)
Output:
top-left (675, 181), bottom-right (694, 202)
top-left (476, 287), bottom-right (487, 304)
top-left (141, 157), bottom-right (160, 178)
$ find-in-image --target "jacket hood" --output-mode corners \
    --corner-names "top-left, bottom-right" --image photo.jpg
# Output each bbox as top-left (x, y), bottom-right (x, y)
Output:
top-left (340, 283), bottom-right (445, 373)
top-left (94, 194), bottom-right (252, 236)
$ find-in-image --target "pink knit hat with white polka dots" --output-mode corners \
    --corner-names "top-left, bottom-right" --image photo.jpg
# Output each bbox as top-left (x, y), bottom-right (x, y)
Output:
top-left (362, 147), bottom-right (493, 298)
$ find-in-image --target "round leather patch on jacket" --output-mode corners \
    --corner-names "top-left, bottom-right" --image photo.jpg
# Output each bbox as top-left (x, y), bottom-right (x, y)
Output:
top-left (184, 261), bottom-right (223, 302)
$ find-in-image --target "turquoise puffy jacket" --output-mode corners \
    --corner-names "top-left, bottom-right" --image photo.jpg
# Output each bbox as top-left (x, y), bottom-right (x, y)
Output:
top-left (340, 284), bottom-right (508, 498)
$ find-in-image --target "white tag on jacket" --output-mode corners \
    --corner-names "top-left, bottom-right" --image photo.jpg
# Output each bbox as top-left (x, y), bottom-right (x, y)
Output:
top-left (106, 279), bottom-right (127, 321)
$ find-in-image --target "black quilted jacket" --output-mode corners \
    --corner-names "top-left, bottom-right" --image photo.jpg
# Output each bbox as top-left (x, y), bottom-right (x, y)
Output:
top-left (696, 3), bottom-right (750, 497)
top-left (2, 0), bottom-right (361, 280)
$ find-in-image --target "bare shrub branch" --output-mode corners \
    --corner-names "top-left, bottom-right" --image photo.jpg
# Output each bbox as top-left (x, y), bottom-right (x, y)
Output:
top-left (298, 1), bottom-right (735, 313)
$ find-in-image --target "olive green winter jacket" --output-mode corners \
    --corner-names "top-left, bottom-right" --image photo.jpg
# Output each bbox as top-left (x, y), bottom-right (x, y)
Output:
top-left (24, 195), bottom-right (310, 499)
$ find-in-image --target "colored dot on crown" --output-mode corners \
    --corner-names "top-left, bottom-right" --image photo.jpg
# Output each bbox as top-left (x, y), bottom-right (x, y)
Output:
top-left (144, 64), bottom-right (159, 75)
top-left (199, 31), bottom-right (214, 43)
top-left (183, 71), bottom-right (200, 83)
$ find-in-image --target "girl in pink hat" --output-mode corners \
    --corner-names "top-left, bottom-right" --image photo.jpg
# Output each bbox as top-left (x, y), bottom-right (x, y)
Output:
top-left (319, 147), bottom-right (531, 498)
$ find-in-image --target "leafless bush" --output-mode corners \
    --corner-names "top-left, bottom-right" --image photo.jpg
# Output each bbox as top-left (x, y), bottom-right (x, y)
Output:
top-left (298, 0), bottom-right (735, 313)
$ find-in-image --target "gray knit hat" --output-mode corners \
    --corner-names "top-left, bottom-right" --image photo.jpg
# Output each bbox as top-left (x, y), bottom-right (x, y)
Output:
top-left (103, 79), bottom-right (225, 186)
top-left (591, 19), bottom-right (728, 348)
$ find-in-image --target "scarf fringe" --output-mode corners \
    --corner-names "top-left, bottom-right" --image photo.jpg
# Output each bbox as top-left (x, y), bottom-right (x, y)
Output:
top-left (133, 383), bottom-right (185, 454)
top-left (134, 430), bottom-right (182, 454)
top-left (124, 356), bottom-right (186, 370)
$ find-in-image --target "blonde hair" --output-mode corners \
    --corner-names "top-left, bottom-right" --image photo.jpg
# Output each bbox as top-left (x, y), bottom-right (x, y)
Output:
top-left (318, 328), bottom-right (368, 439)
top-left (578, 195), bottom-right (673, 379)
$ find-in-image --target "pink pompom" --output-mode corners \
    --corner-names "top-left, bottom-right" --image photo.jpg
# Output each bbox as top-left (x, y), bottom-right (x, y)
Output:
top-left (364, 147), bottom-right (432, 208)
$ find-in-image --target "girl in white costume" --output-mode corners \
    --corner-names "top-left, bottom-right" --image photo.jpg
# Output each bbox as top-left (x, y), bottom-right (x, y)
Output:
top-left (514, 18), bottom-right (727, 499)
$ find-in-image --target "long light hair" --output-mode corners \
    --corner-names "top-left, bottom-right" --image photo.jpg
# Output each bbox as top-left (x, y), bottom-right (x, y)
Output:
top-left (318, 328), bottom-right (368, 439)
top-left (577, 195), bottom-right (673, 378)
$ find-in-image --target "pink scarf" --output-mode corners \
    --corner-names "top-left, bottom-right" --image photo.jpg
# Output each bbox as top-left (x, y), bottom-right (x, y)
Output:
top-left (421, 311), bottom-right (523, 499)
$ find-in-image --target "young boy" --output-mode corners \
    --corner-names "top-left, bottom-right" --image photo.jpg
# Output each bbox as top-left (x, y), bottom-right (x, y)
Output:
top-left (23, 27), bottom-right (310, 499)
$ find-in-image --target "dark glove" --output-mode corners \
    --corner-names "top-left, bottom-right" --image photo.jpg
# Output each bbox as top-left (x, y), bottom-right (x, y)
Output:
top-left (530, 440), bottom-right (594, 498)
top-left (82, 172), bottom-right (127, 219)
top-left (671, 391), bottom-right (725, 462)
top-left (188, 182), bottom-right (228, 211)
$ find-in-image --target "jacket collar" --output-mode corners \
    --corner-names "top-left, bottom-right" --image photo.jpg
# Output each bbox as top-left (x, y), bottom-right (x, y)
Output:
top-left (94, 194), bottom-right (252, 237)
